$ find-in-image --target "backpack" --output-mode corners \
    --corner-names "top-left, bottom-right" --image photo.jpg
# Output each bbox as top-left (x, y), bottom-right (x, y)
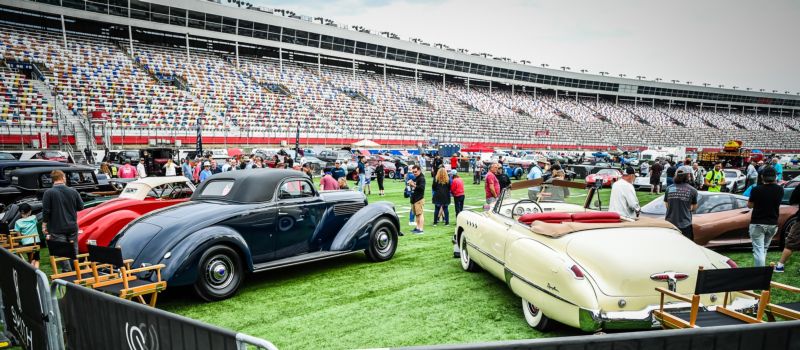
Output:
top-left (498, 173), bottom-right (511, 190)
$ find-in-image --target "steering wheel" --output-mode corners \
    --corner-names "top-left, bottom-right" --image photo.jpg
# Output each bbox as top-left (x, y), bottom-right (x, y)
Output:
top-left (510, 199), bottom-right (544, 219)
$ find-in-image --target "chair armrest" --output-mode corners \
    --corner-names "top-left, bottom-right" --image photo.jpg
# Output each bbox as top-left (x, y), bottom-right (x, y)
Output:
top-left (739, 290), bottom-right (761, 298)
top-left (772, 282), bottom-right (800, 293)
top-left (126, 264), bottom-right (166, 275)
top-left (655, 287), bottom-right (693, 303)
top-left (10, 234), bottom-right (39, 242)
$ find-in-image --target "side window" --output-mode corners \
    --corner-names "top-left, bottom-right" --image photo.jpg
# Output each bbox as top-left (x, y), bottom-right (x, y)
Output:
top-left (279, 180), bottom-right (314, 199)
top-left (697, 195), bottom-right (733, 214)
top-left (732, 197), bottom-right (749, 209)
top-left (40, 174), bottom-right (53, 188)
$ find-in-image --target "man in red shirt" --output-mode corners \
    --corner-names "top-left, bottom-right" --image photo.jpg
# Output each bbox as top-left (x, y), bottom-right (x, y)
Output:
top-left (450, 155), bottom-right (458, 172)
top-left (485, 163), bottom-right (501, 206)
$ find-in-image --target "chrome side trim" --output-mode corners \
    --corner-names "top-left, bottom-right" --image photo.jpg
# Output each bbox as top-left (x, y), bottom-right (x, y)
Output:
top-left (504, 268), bottom-right (578, 307)
top-left (466, 242), bottom-right (504, 265)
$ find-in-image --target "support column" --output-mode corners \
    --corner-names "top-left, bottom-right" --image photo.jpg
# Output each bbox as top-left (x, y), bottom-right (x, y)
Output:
top-left (185, 33), bottom-right (190, 63)
top-left (61, 14), bottom-right (68, 48)
top-left (684, 101), bottom-right (687, 111)
top-left (575, 92), bottom-right (578, 102)
top-left (596, 94), bottom-right (599, 105)
top-left (352, 58), bottom-right (356, 82)
top-left (128, 25), bottom-right (134, 56)
top-left (489, 81), bottom-right (493, 94)
top-left (235, 41), bottom-right (240, 69)
top-left (533, 86), bottom-right (536, 99)
top-left (555, 90), bottom-right (559, 101)
top-left (415, 68), bottom-right (418, 90)
top-left (317, 54), bottom-right (321, 76)
top-left (278, 47), bottom-right (283, 75)
top-left (442, 73), bottom-right (445, 90)
top-left (466, 77), bottom-right (470, 91)
top-left (511, 85), bottom-right (515, 95)
top-left (383, 64), bottom-right (386, 84)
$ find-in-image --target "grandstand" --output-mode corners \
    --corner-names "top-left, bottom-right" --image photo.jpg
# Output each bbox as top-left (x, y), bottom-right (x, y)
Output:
top-left (0, 0), bottom-right (798, 154)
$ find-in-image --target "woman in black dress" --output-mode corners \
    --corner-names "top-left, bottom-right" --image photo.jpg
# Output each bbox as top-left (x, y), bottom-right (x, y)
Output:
top-left (375, 162), bottom-right (385, 196)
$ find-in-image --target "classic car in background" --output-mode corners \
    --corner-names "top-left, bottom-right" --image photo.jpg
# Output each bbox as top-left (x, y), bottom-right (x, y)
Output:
top-left (783, 175), bottom-right (799, 204)
top-left (77, 176), bottom-right (196, 253)
top-left (584, 168), bottom-right (621, 187)
top-left (640, 192), bottom-right (796, 248)
top-left (0, 165), bottom-right (120, 234)
top-left (454, 183), bottom-right (747, 332)
top-left (633, 171), bottom-right (666, 191)
top-left (31, 150), bottom-right (71, 163)
top-left (722, 169), bottom-right (746, 193)
top-left (112, 169), bottom-right (400, 301)
top-left (0, 160), bottom-right (68, 187)
top-left (0, 165), bottom-right (118, 206)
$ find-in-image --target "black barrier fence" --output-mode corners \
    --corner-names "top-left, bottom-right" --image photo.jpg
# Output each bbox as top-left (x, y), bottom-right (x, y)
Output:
top-left (0, 248), bottom-right (277, 350)
top-left (0, 248), bottom-right (61, 350)
top-left (393, 320), bottom-right (800, 350)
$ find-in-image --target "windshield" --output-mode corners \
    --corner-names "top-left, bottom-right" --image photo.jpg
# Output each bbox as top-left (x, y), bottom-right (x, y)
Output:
top-left (44, 151), bottom-right (64, 158)
top-left (597, 169), bottom-right (618, 176)
top-left (641, 195), bottom-right (667, 215)
top-left (0, 153), bottom-right (15, 160)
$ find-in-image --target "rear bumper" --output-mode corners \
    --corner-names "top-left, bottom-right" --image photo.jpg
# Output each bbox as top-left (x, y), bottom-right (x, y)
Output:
top-left (579, 297), bottom-right (759, 331)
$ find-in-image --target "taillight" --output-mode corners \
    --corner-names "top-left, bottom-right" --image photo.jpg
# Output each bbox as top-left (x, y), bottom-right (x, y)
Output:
top-left (725, 259), bottom-right (738, 268)
top-left (569, 264), bottom-right (585, 280)
top-left (674, 273), bottom-right (689, 280)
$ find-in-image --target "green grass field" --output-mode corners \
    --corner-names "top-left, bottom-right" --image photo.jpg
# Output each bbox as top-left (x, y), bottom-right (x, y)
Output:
top-left (24, 173), bottom-right (800, 350)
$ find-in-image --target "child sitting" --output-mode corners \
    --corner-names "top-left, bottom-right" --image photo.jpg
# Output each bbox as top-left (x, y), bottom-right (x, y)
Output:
top-left (14, 203), bottom-right (40, 268)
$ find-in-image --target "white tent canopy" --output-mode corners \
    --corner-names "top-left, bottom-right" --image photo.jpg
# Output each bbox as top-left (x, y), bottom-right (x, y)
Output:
top-left (352, 139), bottom-right (380, 147)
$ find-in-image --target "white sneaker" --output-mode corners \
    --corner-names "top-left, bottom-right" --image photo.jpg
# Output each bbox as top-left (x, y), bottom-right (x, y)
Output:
top-left (408, 222), bottom-right (416, 227)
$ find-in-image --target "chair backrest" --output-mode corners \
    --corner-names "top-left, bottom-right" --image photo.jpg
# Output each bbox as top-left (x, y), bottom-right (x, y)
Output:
top-left (695, 266), bottom-right (773, 294)
top-left (46, 239), bottom-right (77, 260)
top-left (87, 244), bottom-right (126, 268)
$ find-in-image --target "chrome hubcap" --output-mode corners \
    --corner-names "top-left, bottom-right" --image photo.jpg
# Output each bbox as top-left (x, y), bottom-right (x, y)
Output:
top-left (206, 255), bottom-right (234, 289)
top-left (376, 229), bottom-right (392, 254)
top-left (460, 237), bottom-right (470, 265)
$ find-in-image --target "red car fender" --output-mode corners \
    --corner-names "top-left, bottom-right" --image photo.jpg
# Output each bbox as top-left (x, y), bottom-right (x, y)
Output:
top-left (78, 209), bottom-right (141, 253)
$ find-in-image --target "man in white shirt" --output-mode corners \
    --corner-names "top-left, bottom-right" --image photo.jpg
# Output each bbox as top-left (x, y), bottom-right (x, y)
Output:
top-left (608, 167), bottom-right (640, 219)
top-left (745, 160), bottom-right (758, 189)
top-left (136, 159), bottom-right (147, 178)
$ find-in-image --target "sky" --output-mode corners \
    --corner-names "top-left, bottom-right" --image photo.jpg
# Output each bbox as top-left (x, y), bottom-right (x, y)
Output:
top-left (227, 0), bottom-right (800, 94)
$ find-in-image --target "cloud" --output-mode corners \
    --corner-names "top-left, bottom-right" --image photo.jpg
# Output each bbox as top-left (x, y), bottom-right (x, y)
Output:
top-left (235, 0), bottom-right (799, 92)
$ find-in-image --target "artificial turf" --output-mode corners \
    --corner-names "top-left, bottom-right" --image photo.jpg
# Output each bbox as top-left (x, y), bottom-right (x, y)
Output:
top-left (25, 172), bottom-right (800, 350)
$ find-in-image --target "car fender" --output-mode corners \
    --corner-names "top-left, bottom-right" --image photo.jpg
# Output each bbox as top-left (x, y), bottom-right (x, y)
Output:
top-left (79, 209), bottom-right (140, 252)
top-left (330, 201), bottom-right (398, 251)
top-left (504, 237), bottom-right (600, 330)
top-left (152, 226), bottom-right (253, 287)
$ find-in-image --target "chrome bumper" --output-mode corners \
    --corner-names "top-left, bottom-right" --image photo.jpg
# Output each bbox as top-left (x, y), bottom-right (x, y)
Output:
top-left (579, 297), bottom-right (760, 331)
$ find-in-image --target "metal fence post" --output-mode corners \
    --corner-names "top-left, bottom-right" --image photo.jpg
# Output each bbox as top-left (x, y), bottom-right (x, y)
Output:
top-left (0, 289), bottom-right (10, 348)
top-left (235, 333), bottom-right (279, 350)
top-left (37, 270), bottom-right (64, 350)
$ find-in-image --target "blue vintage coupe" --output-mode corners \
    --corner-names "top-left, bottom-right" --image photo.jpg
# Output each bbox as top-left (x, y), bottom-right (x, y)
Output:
top-left (112, 169), bottom-right (400, 301)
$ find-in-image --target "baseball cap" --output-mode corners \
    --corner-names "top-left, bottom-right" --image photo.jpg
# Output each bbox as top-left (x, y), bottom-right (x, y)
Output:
top-left (762, 167), bottom-right (777, 181)
top-left (624, 166), bottom-right (636, 175)
top-left (450, 170), bottom-right (457, 176)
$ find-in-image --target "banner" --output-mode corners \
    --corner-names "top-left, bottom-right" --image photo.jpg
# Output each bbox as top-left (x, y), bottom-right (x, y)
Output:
top-left (56, 282), bottom-right (239, 350)
top-left (0, 249), bottom-right (48, 350)
top-left (39, 132), bottom-right (48, 148)
top-left (195, 123), bottom-right (203, 158)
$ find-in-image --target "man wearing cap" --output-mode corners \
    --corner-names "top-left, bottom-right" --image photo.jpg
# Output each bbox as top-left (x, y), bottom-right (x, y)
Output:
top-left (199, 162), bottom-right (213, 182)
top-left (608, 167), bottom-right (640, 219)
top-left (664, 168), bottom-right (699, 241)
top-left (527, 155), bottom-right (547, 181)
top-left (331, 161), bottom-right (346, 181)
top-left (747, 166), bottom-right (784, 267)
top-left (320, 169), bottom-right (339, 191)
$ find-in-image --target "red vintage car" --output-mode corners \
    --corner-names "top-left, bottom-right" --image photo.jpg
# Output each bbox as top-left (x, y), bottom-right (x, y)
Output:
top-left (77, 176), bottom-right (195, 253)
top-left (584, 168), bottom-right (622, 187)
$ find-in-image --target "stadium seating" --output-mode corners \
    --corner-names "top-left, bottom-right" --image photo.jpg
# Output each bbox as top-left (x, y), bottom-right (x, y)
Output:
top-left (0, 23), bottom-right (797, 150)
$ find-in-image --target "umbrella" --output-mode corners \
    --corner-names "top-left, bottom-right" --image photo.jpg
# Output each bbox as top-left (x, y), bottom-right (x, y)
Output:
top-left (352, 139), bottom-right (380, 147)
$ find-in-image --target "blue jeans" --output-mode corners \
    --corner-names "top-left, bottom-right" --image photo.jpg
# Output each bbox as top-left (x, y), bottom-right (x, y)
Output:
top-left (434, 204), bottom-right (449, 224)
top-left (357, 174), bottom-right (366, 192)
top-left (409, 209), bottom-right (415, 223)
top-left (749, 224), bottom-right (778, 267)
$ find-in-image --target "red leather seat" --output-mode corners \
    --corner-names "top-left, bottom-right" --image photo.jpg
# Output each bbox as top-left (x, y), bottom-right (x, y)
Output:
top-left (571, 212), bottom-right (621, 223)
top-left (518, 212), bottom-right (572, 225)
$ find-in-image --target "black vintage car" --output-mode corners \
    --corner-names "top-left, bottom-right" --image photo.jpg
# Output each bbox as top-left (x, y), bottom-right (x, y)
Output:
top-left (112, 169), bottom-right (400, 301)
top-left (0, 165), bottom-right (120, 236)
top-left (109, 147), bottom-right (177, 176)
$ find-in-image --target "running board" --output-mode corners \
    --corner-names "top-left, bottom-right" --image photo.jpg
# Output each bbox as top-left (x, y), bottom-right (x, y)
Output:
top-left (252, 251), bottom-right (358, 272)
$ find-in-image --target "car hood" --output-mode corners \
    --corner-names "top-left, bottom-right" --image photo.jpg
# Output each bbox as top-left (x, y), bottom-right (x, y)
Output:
top-left (115, 201), bottom-right (256, 265)
top-left (566, 227), bottom-right (717, 297)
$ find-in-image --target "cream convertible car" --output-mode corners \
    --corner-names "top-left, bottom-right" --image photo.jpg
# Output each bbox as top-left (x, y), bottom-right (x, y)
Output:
top-left (453, 180), bottom-right (752, 332)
